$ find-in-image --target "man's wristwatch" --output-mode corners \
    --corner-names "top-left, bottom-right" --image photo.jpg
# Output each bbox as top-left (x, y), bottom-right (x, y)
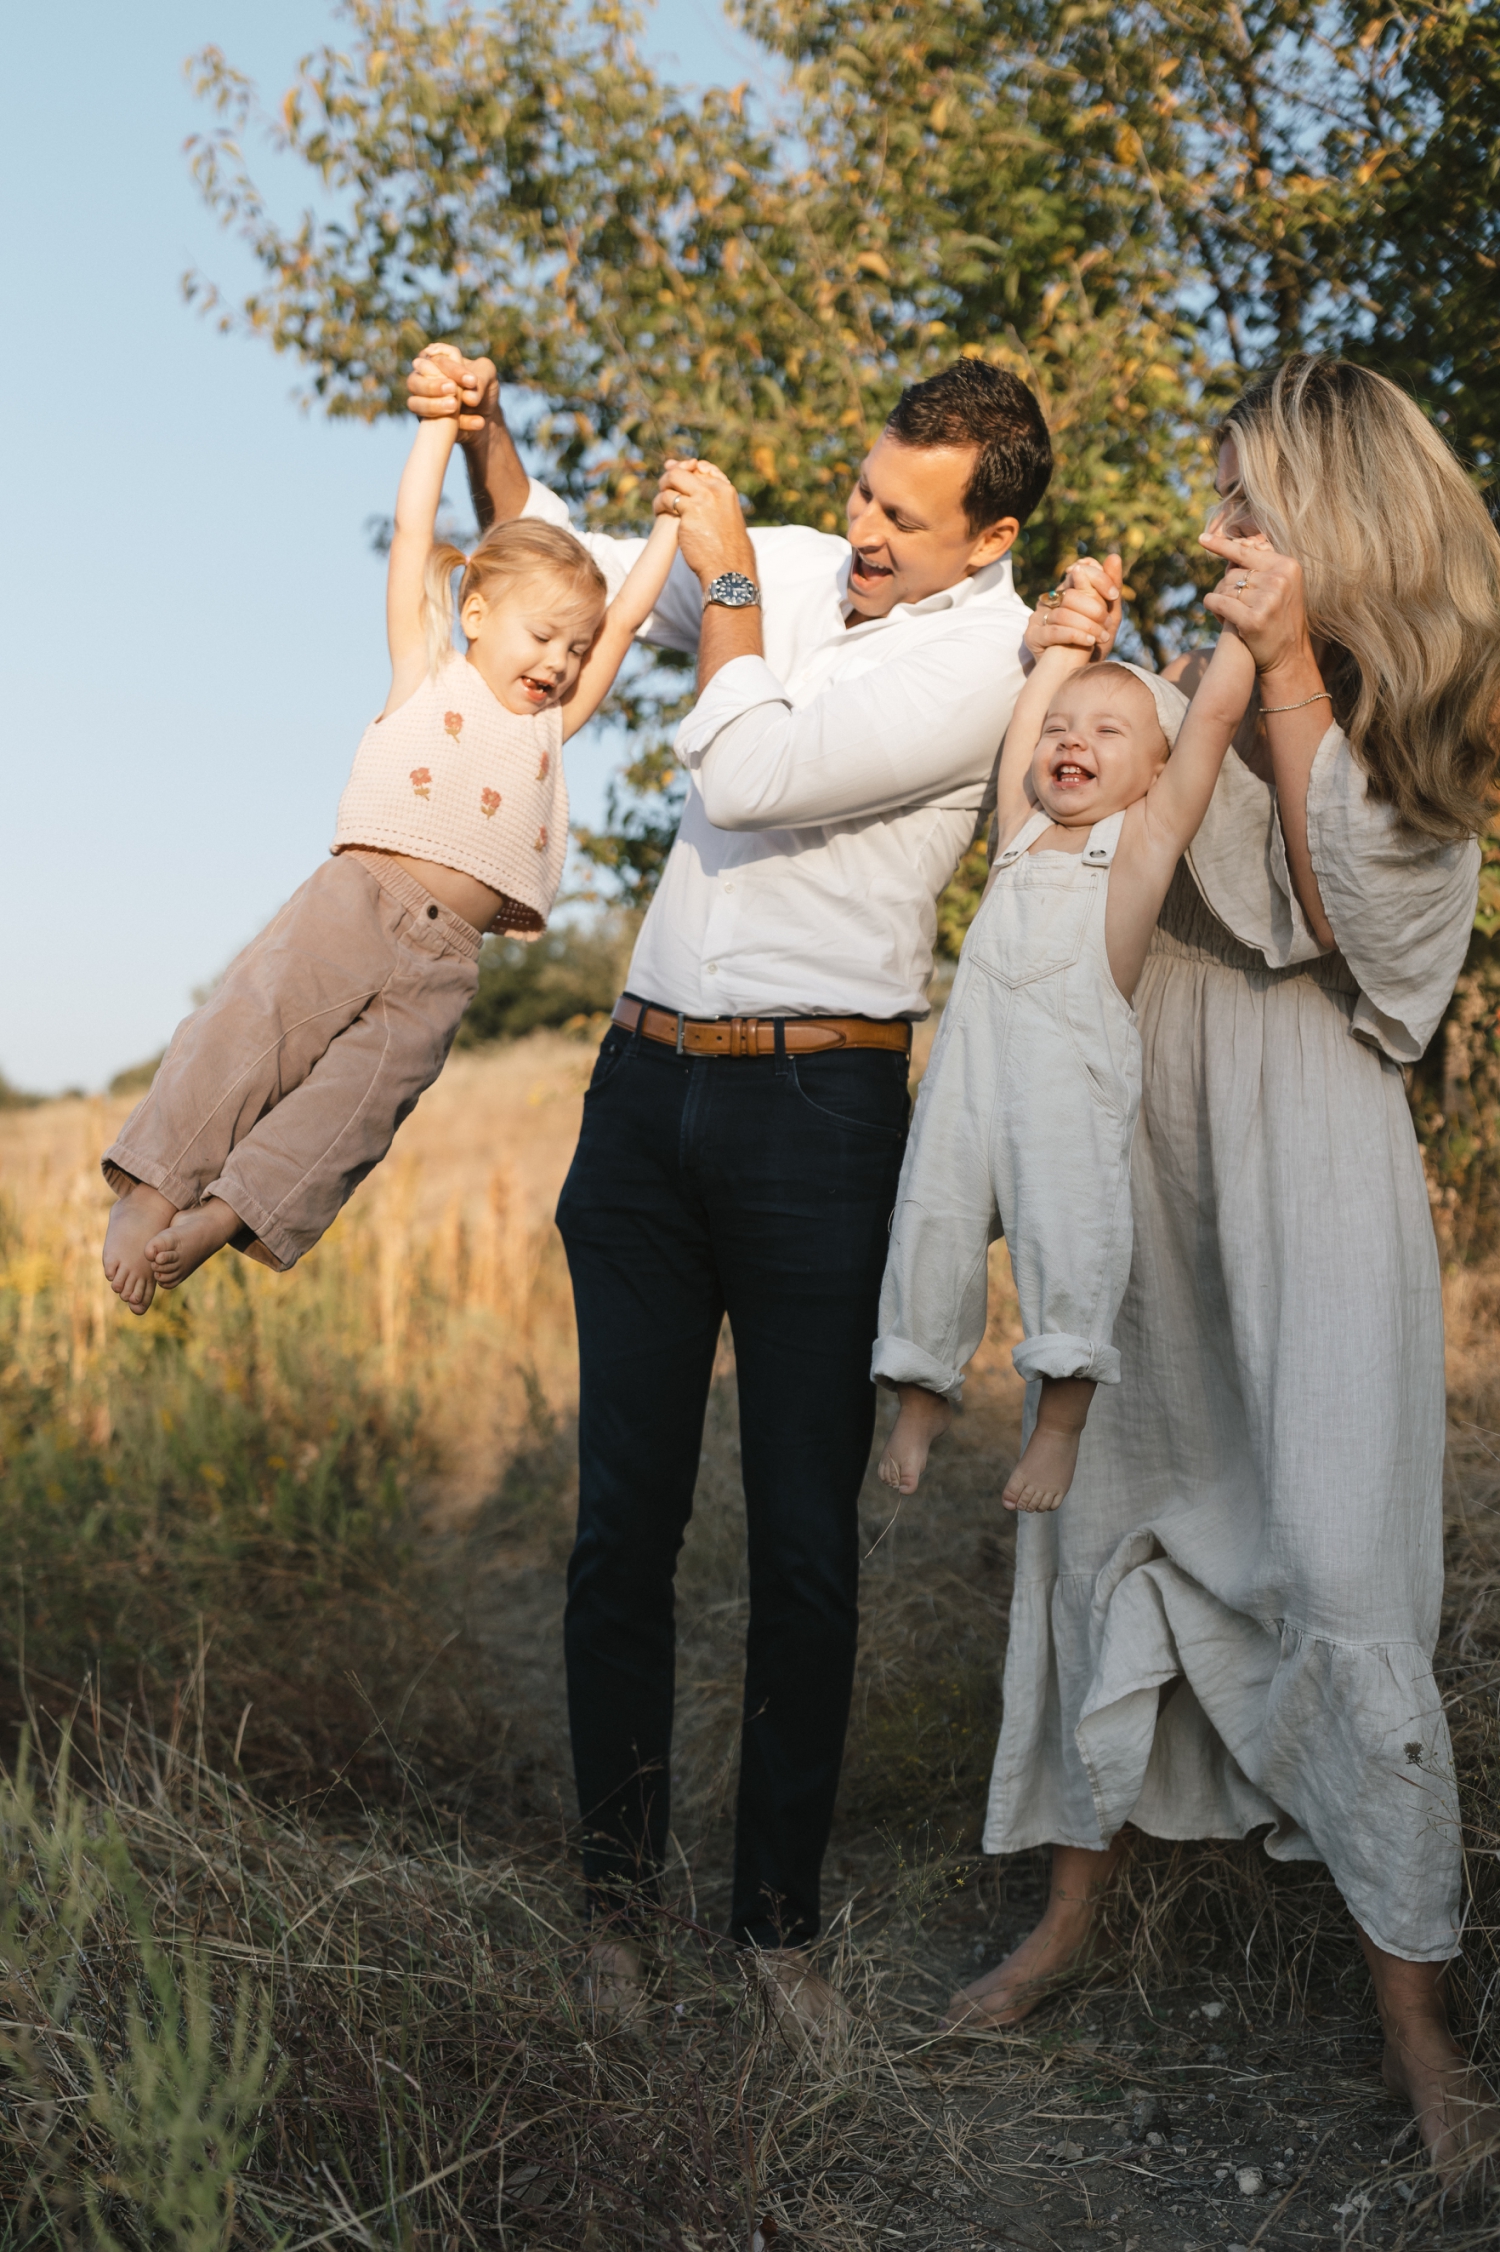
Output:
top-left (703, 570), bottom-right (761, 609)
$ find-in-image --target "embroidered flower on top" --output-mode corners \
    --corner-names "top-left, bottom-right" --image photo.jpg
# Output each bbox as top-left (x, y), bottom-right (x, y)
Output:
top-left (534, 824), bottom-right (548, 853)
top-left (480, 787), bottom-right (501, 819)
top-left (444, 711), bottom-right (464, 740)
top-left (410, 766), bottom-right (433, 799)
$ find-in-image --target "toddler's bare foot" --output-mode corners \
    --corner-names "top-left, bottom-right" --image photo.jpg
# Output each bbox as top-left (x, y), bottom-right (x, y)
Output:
top-left (147, 1197), bottom-right (243, 1289)
top-left (103, 1183), bottom-right (176, 1315)
top-left (1002, 1425), bottom-right (1080, 1513)
top-left (878, 1383), bottom-right (952, 1493)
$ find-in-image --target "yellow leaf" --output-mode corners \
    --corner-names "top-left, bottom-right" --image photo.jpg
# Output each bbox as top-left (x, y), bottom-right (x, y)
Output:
top-left (752, 444), bottom-right (777, 481)
top-left (855, 250), bottom-right (891, 280)
top-left (930, 96), bottom-right (951, 131)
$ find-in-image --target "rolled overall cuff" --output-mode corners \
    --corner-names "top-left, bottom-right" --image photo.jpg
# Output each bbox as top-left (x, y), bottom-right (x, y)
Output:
top-left (870, 1334), bottom-right (966, 1403)
top-left (1012, 1332), bottom-right (1121, 1385)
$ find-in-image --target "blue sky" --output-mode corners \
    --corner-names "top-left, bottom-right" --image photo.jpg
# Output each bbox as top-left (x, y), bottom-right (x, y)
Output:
top-left (1, 1), bottom-right (768, 1093)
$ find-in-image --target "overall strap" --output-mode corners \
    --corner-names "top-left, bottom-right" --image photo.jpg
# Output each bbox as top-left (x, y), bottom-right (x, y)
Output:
top-left (994, 808), bottom-right (1056, 868)
top-left (1081, 808), bottom-right (1127, 868)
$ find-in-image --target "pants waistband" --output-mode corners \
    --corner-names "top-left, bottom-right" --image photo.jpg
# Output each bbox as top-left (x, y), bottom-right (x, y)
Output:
top-left (340, 849), bottom-right (484, 962)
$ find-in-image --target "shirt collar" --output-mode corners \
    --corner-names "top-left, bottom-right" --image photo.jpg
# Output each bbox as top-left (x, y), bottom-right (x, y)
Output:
top-left (836, 549), bottom-right (1022, 632)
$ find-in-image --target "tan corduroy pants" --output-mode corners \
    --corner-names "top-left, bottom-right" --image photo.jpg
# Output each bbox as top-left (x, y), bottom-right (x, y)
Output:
top-left (103, 852), bottom-right (480, 1270)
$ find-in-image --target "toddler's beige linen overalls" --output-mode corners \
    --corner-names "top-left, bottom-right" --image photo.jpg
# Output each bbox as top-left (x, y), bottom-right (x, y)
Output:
top-left (873, 806), bottom-right (1141, 1402)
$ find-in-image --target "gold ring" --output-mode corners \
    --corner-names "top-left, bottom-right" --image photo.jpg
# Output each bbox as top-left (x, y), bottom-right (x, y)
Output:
top-left (672, 495), bottom-right (683, 516)
top-left (1232, 575), bottom-right (1250, 591)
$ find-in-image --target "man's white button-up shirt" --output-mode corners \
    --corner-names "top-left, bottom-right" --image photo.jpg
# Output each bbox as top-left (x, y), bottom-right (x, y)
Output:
top-left (523, 477), bottom-right (1032, 1020)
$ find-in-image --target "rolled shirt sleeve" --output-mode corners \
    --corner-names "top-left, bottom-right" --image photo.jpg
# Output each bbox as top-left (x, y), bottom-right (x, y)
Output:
top-left (1187, 727), bottom-right (1479, 1062)
top-left (675, 633), bottom-right (1028, 833)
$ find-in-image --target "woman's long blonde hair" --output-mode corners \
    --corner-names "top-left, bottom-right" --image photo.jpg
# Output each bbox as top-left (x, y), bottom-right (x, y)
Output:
top-left (1221, 355), bottom-right (1500, 838)
top-left (421, 518), bottom-right (607, 674)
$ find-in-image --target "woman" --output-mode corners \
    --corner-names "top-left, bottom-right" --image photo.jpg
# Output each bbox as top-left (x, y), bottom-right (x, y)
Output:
top-left (949, 356), bottom-right (1500, 2184)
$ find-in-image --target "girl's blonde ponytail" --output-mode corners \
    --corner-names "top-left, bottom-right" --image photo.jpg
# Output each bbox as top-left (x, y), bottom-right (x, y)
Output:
top-left (419, 520), bottom-right (608, 676)
top-left (421, 540), bottom-right (472, 676)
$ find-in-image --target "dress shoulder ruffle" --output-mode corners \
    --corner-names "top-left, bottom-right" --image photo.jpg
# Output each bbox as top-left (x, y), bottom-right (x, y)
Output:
top-left (1186, 728), bottom-right (1478, 1062)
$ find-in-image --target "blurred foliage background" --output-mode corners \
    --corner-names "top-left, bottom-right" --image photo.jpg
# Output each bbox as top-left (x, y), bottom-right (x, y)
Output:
top-left (184, 0), bottom-right (1500, 1242)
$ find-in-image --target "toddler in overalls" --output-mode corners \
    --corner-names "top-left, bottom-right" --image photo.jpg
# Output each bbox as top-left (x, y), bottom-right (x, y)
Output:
top-left (873, 613), bottom-right (1257, 1509)
top-left (101, 353), bottom-right (680, 1312)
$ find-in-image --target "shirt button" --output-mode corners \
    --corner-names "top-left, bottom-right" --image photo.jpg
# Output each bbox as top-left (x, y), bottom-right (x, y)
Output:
top-left (723, 881), bottom-right (734, 892)
top-left (705, 962), bottom-right (718, 975)
top-left (426, 903), bottom-right (439, 918)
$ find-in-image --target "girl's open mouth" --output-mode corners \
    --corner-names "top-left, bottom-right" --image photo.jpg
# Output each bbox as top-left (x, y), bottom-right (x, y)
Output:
top-left (1051, 760), bottom-right (1095, 788)
top-left (520, 674), bottom-right (556, 703)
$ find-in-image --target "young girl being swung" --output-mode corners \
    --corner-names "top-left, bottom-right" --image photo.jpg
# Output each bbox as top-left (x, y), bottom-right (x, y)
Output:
top-left (872, 586), bottom-right (1257, 1506)
top-left (102, 368), bottom-right (679, 1312)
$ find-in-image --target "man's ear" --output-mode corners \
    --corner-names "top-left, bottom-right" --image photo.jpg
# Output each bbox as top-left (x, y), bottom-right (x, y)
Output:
top-left (966, 515), bottom-right (1021, 572)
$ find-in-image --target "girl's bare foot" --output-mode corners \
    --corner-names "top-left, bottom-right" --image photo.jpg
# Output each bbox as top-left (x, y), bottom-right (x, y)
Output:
top-left (1360, 1930), bottom-right (1500, 2190)
top-left (1002, 1374), bottom-right (1097, 1511)
top-left (102, 1183), bottom-right (176, 1314)
top-left (943, 1836), bottom-right (1125, 2030)
top-left (878, 1383), bottom-right (952, 1493)
top-left (146, 1197), bottom-right (243, 1289)
top-left (1002, 1424), bottom-right (1080, 1512)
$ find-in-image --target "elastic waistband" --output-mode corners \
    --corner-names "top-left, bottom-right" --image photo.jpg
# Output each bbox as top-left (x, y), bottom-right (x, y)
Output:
top-left (341, 849), bottom-right (484, 962)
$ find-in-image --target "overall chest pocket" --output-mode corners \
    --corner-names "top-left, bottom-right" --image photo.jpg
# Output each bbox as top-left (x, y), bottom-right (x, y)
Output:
top-left (964, 866), bottom-right (1095, 989)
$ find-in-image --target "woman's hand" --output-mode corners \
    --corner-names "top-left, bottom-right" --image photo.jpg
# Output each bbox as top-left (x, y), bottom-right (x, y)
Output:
top-left (407, 345), bottom-right (499, 437)
top-left (1023, 554), bottom-right (1123, 661)
top-left (1199, 527), bottom-right (1316, 691)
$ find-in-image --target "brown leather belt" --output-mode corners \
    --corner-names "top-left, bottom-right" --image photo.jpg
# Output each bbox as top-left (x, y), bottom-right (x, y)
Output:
top-left (611, 994), bottom-right (912, 1059)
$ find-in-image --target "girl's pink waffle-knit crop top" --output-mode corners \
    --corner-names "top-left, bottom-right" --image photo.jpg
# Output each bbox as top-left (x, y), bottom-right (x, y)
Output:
top-left (333, 655), bottom-right (567, 936)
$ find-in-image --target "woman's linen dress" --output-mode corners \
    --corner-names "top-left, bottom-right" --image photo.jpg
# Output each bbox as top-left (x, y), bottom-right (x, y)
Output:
top-left (983, 725), bottom-right (1480, 1962)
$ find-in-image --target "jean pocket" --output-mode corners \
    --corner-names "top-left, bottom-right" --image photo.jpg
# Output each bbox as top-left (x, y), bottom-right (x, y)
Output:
top-left (788, 1054), bottom-right (910, 1141)
top-left (585, 1028), bottom-right (633, 1096)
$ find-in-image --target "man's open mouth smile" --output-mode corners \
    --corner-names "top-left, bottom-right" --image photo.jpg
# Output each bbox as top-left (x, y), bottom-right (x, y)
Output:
top-left (849, 549), bottom-right (894, 591)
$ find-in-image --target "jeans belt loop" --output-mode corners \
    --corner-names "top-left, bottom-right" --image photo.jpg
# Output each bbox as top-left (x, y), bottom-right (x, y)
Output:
top-left (675, 1011), bottom-right (685, 1056)
top-left (773, 1017), bottom-right (788, 1076)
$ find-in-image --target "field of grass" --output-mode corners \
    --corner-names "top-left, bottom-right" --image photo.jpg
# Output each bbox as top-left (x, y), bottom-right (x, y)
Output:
top-left (2, 1032), bottom-right (1499, 2249)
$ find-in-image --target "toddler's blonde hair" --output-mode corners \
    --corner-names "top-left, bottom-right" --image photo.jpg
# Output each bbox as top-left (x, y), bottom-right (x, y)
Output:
top-left (421, 519), bottom-right (608, 674)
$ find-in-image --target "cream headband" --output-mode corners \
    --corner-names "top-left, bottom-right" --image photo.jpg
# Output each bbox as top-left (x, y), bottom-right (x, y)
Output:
top-left (1097, 660), bottom-right (1191, 748)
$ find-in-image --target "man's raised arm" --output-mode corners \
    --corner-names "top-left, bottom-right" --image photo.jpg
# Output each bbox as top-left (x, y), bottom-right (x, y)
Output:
top-left (406, 348), bottom-right (527, 530)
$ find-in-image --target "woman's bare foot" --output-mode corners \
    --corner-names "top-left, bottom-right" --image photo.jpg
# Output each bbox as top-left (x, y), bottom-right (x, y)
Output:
top-left (878, 1383), bottom-right (952, 1493)
top-left (1002, 1374), bottom-right (1097, 1512)
top-left (146, 1197), bottom-right (243, 1289)
top-left (943, 1836), bottom-right (1126, 2030)
top-left (102, 1183), bottom-right (176, 1314)
top-left (1360, 1930), bottom-right (1500, 2190)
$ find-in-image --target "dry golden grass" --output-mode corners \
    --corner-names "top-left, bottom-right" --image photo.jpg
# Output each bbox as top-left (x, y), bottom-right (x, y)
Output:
top-left (2, 1031), bottom-right (1499, 2247)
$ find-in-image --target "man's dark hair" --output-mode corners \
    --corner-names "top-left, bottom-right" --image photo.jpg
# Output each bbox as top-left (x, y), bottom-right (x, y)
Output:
top-left (885, 360), bottom-right (1053, 530)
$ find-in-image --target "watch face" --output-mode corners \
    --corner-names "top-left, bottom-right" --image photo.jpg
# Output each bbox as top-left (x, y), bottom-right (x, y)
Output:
top-left (706, 571), bottom-right (761, 608)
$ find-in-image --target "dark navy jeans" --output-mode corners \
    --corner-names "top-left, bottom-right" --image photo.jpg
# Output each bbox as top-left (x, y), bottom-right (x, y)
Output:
top-left (555, 1012), bottom-right (910, 1949)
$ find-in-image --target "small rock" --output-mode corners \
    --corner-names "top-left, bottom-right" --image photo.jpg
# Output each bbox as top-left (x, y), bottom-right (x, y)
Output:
top-left (1236, 2166), bottom-right (1265, 2198)
top-left (1206, 2043), bottom-right (1228, 2062)
top-left (1394, 2180), bottom-right (1419, 2205)
top-left (1131, 2092), bottom-right (1171, 2141)
top-left (1146, 2130), bottom-right (1166, 2149)
top-left (1048, 2138), bottom-right (1086, 2162)
top-left (1200, 2000), bottom-right (1226, 2021)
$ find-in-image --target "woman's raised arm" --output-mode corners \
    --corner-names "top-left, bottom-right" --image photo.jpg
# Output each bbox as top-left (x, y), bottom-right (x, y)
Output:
top-left (1201, 526), bottom-right (1336, 952)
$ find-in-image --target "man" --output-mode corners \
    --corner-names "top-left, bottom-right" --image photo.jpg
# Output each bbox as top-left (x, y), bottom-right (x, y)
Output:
top-left (409, 348), bottom-right (1117, 2025)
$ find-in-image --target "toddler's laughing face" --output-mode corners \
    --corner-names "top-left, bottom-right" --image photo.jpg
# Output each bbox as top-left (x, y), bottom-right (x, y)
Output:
top-left (1030, 665), bottom-right (1169, 826)
top-left (461, 574), bottom-right (606, 717)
